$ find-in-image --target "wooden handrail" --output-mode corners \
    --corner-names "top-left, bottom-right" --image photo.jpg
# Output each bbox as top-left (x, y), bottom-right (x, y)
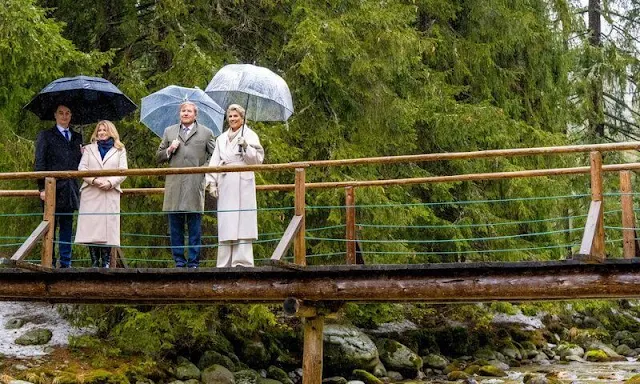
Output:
top-left (1, 142), bottom-right (639, 182)
top-left (4, 162), bottom-right (640, 197)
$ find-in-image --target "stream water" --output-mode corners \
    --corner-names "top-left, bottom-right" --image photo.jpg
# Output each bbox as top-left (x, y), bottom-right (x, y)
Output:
top-left (458, 361), bottom-right (640, 383)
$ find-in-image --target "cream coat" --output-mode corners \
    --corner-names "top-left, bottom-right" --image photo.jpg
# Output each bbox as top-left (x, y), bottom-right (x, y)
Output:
top-left (75, 144), bottom-right (128, 246)
top-left (206, 126), bottom-right (264, 242)
top-left (156, 122), bottom-right (216, 212)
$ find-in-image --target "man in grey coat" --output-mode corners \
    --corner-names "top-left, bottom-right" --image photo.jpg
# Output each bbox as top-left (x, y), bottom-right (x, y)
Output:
top-left (157, 101), bottom-right (215, 268)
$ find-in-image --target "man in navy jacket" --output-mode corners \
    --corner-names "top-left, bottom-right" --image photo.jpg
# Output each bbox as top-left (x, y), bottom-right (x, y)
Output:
top-left (34, 105), bottom-right (83, 268)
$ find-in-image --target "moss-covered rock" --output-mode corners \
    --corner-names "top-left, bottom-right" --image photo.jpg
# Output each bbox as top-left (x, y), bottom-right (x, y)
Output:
top-left (323, 324), bottom-right (380, 376)
top-left (585, 349), bottom-right (609, 362)
top-left (376, 339), bottom-right (422, 378)
top-left (240, 341), bottom-right (271, 368)
top-left (266, 366), bottom-right (292, 384)
top-left (258, 379), bottom-right (282, 384)
top-left (446, 371), bottom-right (469, 381)
top-left (85, 369), bottom-right (131, 384)
top-left (422, 353), bottom-right (448, 370)
top-left (463, 365), bottom-right (480, 375)
top-left (15, 328), bottom-right (52, 345)
top-left (321, 377), bottom-right (347, 384)
top-left (199, 350), bottom-right (236, 371)
top-left (477, 365), bottom-right (506, 377)
top-left (556, 343), bottom-right (584, 361)
top-left (201, 364), bottom-right (235, 384)
top-left (176, 358), bottom-right (201, 380)
top-left (352, 369), bottom-right (383, 384)
top-left (234, 369), bottom-right (260, 384)
top-left (625, 374), bottom-right (640, 384)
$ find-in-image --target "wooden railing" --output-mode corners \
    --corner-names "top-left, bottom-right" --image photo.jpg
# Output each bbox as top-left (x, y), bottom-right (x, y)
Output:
top-left (2, 142), bottom-right (640, 268)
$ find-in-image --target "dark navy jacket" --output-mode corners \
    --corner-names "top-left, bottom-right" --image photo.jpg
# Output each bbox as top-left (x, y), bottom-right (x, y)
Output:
top-left (34, 126), bottom-right (83, 212)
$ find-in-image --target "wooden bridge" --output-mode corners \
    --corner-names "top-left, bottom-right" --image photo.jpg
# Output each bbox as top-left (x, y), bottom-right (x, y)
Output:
top-left (2, 142), bottom-right (640, 383)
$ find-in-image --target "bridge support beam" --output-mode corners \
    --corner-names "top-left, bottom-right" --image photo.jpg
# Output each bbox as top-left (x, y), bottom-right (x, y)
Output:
top-left (302, 315), bottom-right (324, 384)
top-left (4, 261), bottom-right (640, 303)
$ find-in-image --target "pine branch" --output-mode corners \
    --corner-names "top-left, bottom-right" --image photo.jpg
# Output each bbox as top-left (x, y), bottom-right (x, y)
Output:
top-left (604, 111), bottom-right (640, 130)
top-left (603, 92), bottom-right (640, 118)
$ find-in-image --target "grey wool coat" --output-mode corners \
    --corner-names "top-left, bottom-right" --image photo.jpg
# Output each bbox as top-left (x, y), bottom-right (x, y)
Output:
top-left (156, 122), bottom-right (216, 212)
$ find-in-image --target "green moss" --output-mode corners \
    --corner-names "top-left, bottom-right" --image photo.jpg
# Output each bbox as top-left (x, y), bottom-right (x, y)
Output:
top-left (625, 374), bottom-right (640, 384)
top-left (585, 349), bottom-right (609, 362)
top-left (447, 371), bottom-right (469, 380)
top-left (478, 365), bottom-right (507, 377)
top-left (490, 302), bottom-right (518, 315)
top-left (352, 369), bottom-right (383, 384)
top-left (85, 369), bottom-right (130, 384)
top-left (463, 364), bottom-right (480, 375)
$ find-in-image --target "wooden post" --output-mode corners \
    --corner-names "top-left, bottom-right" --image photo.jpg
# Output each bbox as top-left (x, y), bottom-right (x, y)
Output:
top-left (620, 171), bottom-right (636, 258)
top-left (345, 187), bottom-right (356, 264)
top-left (41, 177), bottom-right (56, 268)
top-left (294, 168), bottom-right (306, 266)
top-left (590, 151), bottom-right (605, 260)
top-left (302, 315), bottom-right (324, 384)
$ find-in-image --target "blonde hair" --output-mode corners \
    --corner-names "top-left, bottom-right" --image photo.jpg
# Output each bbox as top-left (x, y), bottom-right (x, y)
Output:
top-left (227, 104), bottom-right (246, 120)
top-left (90, 120), bottom-right (124, 150)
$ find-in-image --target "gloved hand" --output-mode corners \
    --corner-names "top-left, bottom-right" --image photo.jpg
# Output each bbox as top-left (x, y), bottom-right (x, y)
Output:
top-left (208, 184), bottom-right (218, 198)
top-left (237, 136), bottom-right (248, 149)
top-left (168, 138), bottom-right (180, 154)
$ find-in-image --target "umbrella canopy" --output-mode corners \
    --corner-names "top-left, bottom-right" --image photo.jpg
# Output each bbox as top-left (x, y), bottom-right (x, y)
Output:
top-left (23, 75), bottom-right (137, 125)
top-left (140, 85), bottom-right (225, 138)
top-left (205, 64), bottom-right (294, 122)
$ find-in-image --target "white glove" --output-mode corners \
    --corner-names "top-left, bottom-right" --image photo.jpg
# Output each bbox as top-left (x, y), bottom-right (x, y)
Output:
top-left (208, 184), bottom-right (218, 198)
top-left (168, 138), bottom-right (180, 153)
top-left (237, 136), bottom-right (248, 149)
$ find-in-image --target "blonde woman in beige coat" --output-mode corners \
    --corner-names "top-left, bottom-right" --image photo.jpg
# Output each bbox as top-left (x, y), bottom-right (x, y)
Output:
top-left (75, 120), bottom-right (128, 267)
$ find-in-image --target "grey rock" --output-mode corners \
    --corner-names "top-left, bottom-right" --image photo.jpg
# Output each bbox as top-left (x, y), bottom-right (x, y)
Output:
top-left (488, 360), bottom-right (509, 371)
top-left (616, 344), bottom-right (636, 357)
top-left (185, 380), bottom-right (201, 384)
top-left (167, 381), bottom-right (184, 384)
top-left (9, 381), bottom-right (34, 384)
top-left (385, 371), bottom-right (403, 381)
top-left (372, 361), bottom-right (386, 378)
top-left (14, 364), bottom-right (28, 371)
top-left (258, 370), bottom-right (267, 378)
top-left (368, 320), bottom-right (419, 335)
top-left (345, 381), bottom-right (365, 384)
top-left (202, 364), bottom-right (235, 384)
top-left (14, 328), bottom-right (52, 345)
top-left (376, 339), bottom-right (422, 378)
top-left (324, 324), bottom-right (380, 375)
top-left (501, 345), bottom-right (522, 360)
top-left (556, 344), bottom-right (584, 361)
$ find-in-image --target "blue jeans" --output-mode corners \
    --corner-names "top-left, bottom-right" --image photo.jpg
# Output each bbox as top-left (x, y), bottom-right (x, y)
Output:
top-left (54, 212), bottom-right (73, 268)
top-left (168, 212), bottom-right (202, 267)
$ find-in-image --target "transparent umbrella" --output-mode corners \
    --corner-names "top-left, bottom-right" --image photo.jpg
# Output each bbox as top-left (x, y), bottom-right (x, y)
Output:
top-left (205, 64), bottom-right (294, 122)
top-left (140, 85), bottom-right (225, 137)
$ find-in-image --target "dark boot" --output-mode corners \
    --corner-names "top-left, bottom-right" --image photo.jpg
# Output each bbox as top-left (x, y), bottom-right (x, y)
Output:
top-left (100, 247), bottom-right (111, 268)
top-left (89, 247), bottom-right (100, 268)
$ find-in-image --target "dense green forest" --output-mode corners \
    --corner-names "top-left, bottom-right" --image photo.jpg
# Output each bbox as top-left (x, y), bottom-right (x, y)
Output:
top-left (0, 0), bottom-right (639, 264)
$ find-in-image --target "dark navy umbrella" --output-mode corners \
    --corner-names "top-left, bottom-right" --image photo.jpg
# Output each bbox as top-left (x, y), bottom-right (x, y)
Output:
top-left (24, 76), bottom-right (137, 125)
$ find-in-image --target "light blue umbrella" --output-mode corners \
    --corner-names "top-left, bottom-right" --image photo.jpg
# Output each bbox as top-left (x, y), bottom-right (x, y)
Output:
top-left (140, 85), bottom-right (224, 137)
